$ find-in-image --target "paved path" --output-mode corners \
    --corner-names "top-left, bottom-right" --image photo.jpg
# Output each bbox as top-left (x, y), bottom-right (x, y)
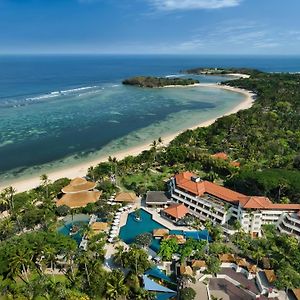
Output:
top-left (187, 280), bottom-right (209, 300)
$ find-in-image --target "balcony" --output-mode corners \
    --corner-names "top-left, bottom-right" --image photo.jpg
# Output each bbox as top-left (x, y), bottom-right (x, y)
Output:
top-left (281, 218), bottom-right (300, 234)
top-left (286, 213), bottom-right (300, 226)
top-left (173, 187), bottom-right (226, 212)
top-left (171, 194), bottom-right (224, 222)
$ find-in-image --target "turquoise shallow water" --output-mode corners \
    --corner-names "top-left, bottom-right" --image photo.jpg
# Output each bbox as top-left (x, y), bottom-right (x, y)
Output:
top-left (2, 54), bottom-right (289, 183)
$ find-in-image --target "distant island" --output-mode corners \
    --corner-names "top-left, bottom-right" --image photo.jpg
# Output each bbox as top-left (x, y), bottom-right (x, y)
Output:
top-left (182, 67), bottom-right (261, 76)
top-left (122, 76), bottom-right (199, 88)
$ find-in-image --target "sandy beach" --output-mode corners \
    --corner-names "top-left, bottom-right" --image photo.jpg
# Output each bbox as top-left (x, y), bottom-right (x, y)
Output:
top-left (0, 83), bottom-right (255, 193)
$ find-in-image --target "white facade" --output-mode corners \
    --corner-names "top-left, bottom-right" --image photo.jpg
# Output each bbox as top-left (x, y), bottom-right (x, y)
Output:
top-left (277, 212), bottom-right (300, 238)
top-left (169, 176), bottom-right (300, 238)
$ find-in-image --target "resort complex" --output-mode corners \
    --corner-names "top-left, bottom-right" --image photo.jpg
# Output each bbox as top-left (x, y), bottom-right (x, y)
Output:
top-left (168, 172), bottom-right (300, 238)
top-left (1, 68), bottom-right (300, 300)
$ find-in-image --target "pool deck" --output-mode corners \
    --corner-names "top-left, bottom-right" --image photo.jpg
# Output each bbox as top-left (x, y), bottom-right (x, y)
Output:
top-left (143, 207), bottom-right (195, 231)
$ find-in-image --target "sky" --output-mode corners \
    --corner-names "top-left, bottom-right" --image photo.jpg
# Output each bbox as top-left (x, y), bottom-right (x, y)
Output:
top-left (0, 0), bottom-right (300, 54)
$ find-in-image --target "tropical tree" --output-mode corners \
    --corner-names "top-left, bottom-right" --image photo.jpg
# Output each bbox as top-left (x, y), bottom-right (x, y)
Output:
top-left (105, 269), bottom-right (128, 300)
top-left (252, 247), bottom-right (264, 266)
top-left (206, 256), bottom-right (221, 275)
top-left (158, 238), bottom-right (179, 261)
top-left (179, 287), bottom-right (196, 300)
top-left (113, 245), bottom-right (125, 267)
top-left (40, 174), bottom-right (51, 199)
top-left (135, 233), bottom-right (152, 248)
top-left (122, 246), bottom-right (151, 275)
top-left (8, 248), bottom-right (32, 283)
top-left (0, 186), bottom-right (16, 212)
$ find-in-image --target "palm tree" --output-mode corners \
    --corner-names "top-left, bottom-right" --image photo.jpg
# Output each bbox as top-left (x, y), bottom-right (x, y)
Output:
top-left (76, 250), bottom-right (92, 287)
top-left (0, 192), bottom-right (9, 211)
top-left (40, 174), bottom-right (51, 199)
top-left (1, 186), bottom-right (16, 212)
top-left (0, 218), bottom-right (15, 240)
top-left (8, 248), bottom-right (32, 284)
top-left (252, 247), bottom-right (264, 266)
top-left (44, 246), bottom-right (57, 282)
top-left (62, 250), bottom-right (76, 284)
top-left (88, 166), bottom-right (95, 182)
top-left (105, 270), bottom-right (128, 300)
top-left (113, 245), bottom-right (125, 266)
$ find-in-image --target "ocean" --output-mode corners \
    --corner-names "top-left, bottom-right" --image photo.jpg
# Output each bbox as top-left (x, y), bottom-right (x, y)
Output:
top-left (0, 55), bottom-right (300, 183)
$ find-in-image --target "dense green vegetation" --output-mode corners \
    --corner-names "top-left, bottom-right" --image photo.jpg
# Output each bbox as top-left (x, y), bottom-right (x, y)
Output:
top-left (232, 225), bottom-right (300, 289)
top-left (1, 69), bottom-right (300, 297)
top-left (183, 67), bottom-right (261, 76)
top-left (122, 76), bottom-right (199, 88)
top-left (225, 169), bottom-right (300, 203)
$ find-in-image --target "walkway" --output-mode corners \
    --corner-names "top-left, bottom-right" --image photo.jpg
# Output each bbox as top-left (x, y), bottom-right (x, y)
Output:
top-left (187, 280), bottom-right (209, 300)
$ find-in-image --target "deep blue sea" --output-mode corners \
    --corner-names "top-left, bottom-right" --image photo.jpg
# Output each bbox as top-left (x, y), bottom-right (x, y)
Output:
top-left (0, 55), bottom-right (299, 183)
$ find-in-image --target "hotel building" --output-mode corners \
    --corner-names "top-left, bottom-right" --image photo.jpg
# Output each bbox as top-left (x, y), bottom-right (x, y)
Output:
top-left (168, 172), bottom-right (300, 237)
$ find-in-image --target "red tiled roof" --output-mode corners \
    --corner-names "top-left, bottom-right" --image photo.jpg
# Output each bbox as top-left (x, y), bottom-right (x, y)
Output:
top-left (211, 152), bottom-right (228, 160)
top-left (230, 161), bottom-right (241, 167)
top-left (175, 172), bottom-right (300, 211)
top-left (175, 172), bottom-right (244, 203)
top-left (238, 196), bottom-right (273, 209)
top-left (163, 203), bottom-right (189, 219)
top-left (239, 196), bottom-right (300, 210)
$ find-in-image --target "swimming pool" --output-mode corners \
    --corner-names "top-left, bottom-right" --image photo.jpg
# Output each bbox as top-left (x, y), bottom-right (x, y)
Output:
top-left (119, 209), bottom-right (211, 252)
top-left (119, 209), bottom-right (167, 252)
top-left (57, 214), bottom-right (90, 245)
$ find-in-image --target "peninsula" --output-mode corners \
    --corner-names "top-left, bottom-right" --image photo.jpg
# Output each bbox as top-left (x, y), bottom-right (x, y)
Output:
top-left (183, 67), bottom-right (260, 77)
top-left (122, 76), bottom-right (199, 88)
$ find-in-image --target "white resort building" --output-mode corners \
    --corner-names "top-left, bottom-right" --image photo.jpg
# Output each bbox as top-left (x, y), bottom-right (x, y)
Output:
top-left (168, 172), bottom-right (300, 238)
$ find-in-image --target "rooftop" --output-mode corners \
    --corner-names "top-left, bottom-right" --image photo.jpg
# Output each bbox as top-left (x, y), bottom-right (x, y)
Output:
top-left (292, 289), bottom-right (300, 300)
top-left (264, 269), bottom-right (276, 283)
top-left (61, 177), bottom-right (96, 194)
top-left (219, 253), bottom-right (236, 263)
top-left (56, 191), bottom-right (101, 208)
top-left (180, 265), bottom-right (193, 276)
top-left (164, 234), bottom-right (186, 244)
top-left (175, 172), bottom-right (300, 211)
top-left (191, 260), bottom-right (207, 268)
top-left (91, 222), bottom-right (108, 232)
top-left (163, 203), bottom-right (189, 219)
top-left (211, 152), bottom-right (228, 160)
top-left (115, 191), bottom-right (138, 202)
top-left (153, 228), bottom-right (169, 237)
top-left (146, 191), bottom-right (171, 204)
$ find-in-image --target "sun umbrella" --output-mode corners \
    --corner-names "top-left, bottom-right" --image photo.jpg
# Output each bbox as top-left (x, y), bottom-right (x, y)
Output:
top-left (114, 215), bottom-right (121, 220)
top-left (112, 226), bottom-right (118, 230)
top-left (115, 212), bottom-right (121, 216)
top-left (118, 207), bottom-right (124, 212)
top-left (108, 238), bottom-right (114, 243)
top-left (109, 233), bottom-right (117, 238)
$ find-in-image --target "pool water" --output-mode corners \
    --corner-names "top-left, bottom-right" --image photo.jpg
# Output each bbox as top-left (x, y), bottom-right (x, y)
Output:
top-left (119, 209), bottom-right (167, 252)
top-left (57, 214), bottom-right (90, 245)
top-left (119, 209), bottom-right (211, 252)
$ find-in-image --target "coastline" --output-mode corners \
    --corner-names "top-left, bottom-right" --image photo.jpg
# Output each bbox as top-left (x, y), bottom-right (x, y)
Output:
top-left (0, 83), bottom-right (255, 193)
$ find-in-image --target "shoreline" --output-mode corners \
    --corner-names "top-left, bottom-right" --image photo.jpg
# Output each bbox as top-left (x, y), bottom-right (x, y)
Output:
top-left (0, 83), bottom-right (255, 193)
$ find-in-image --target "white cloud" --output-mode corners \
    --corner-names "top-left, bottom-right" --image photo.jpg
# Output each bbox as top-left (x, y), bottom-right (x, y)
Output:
top-left (147, 0), bottom-right (242, 11)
